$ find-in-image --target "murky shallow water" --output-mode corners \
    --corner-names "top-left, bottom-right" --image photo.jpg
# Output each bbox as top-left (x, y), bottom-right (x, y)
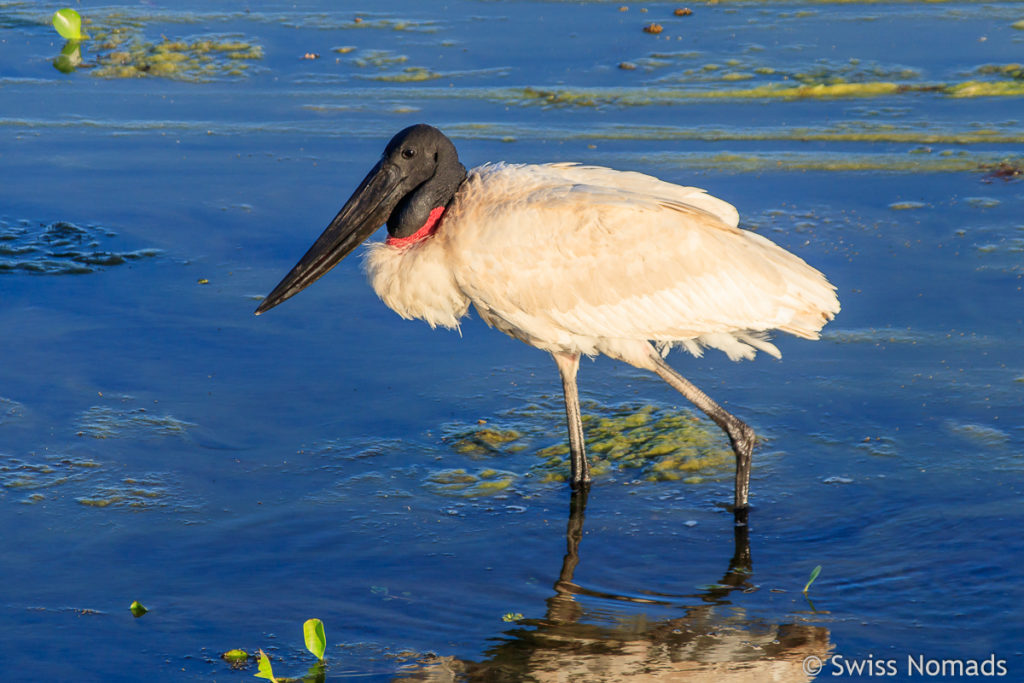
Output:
top-left (1, 0), bottom-right (1022, 680)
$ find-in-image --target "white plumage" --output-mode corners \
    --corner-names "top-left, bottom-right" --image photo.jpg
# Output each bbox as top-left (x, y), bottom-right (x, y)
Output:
top-left (365, 162), bottom-right (838, 369)
top-left (259, 125), bottom-right (840, 512)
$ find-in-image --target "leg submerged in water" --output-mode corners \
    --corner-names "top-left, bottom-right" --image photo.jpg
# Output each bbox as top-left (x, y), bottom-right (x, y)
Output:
top-left (649, 355), bottom-right (754, 511)
top-left (552, 352), bottom-right (591, 489)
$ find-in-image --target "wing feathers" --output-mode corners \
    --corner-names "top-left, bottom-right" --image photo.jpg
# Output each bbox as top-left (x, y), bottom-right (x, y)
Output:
top-left (447, 163), bottom-right (839, 359)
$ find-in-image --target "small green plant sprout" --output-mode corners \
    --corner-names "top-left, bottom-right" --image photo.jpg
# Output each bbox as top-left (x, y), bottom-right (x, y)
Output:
top-left (254, 650), bottom-right (277, 682)
top-left (303, 618), bottom-right (326, 661)
top-left (52, 8), bottom-right (85, 41)
top-left (502, 612), bottom-right (524, 623)
top-left (221, 649), bottom-right (249, 669)
top-left (802, 565), bottom-right (823, 595)
top-left (129, 600), bottom-right (148, 617)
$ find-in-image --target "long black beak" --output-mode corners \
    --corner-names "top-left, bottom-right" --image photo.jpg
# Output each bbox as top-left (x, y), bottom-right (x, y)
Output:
top-left (255, 160), bottom-right (402, 315)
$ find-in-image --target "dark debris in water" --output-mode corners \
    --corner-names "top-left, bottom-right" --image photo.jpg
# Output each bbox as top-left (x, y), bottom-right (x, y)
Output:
top-left (981, 161), bottom-right (1023, 182)
top-left (0, 219), bottom-right (160, 275)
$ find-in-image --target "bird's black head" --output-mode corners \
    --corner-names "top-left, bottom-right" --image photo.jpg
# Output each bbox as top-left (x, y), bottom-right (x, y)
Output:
top-left (382, 124), bottom-right (467, 238)
top-left (255, 124), bottom-right (466, 315)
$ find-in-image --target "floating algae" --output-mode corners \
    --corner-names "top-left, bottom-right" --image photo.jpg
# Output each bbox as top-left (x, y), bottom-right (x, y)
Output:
top-left (510, 67), bottom-right (1024, 107)
top-left (75, 476), bottom-right (174, 509)
top-left (425, 468), bottom-right (518, 497)
top-left (445, 403), bottom-right (732, 485)
top-left (76, 405), bottom-right (193, 439)
top-left (447, 120), bottom-right (1024, 146)
top-left (0, 219), bottom-right (160, 275)
top-left (367, 67), bottom-right (442, 83)
top-left (450, 428), bottom-right (524, 456)
top-left (352, 49), bottom-right (409, 68)
top-left (947, 81), bottom-right (1024, 98)
top-left (0, 454), bottom-right (101, 491)
top-left (947, 422), bottom-right (1010, 447)
top-left (82, 14), bottom-right (262, 81)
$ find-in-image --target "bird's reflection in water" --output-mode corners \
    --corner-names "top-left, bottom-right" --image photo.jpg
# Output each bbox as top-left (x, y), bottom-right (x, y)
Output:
top-left (396, 492), bottom-right (831, 682)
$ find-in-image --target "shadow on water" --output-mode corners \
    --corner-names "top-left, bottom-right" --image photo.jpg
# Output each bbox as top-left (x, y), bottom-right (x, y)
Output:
top-left (398, 494), bottom-right (831, 682)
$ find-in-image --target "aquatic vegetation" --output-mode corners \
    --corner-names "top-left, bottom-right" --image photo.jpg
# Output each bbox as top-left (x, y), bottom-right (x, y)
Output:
top-left (222, 649), bottom-right (250, 669)
top-left (79, 13), bottom-right (263, 81)
top-left (449, 428), bottom-right (523, 456)
top-left (75, 476), bottom-right (172, 508)
top-left (52, 8), bottom-right (84, 40)
top-left (0, 219), bottom-right (160, 275)
top-left (888, 201), bottom-right (927, 211)
top-left (281, 14), bottom-right (440, 32)
top-left (511, 61), bottom-right (1024, 107)
top-left (445, 403), bottom-right (732, 485)
top-left (643, 150), bottom-right (1021, 174)
top-left (255, 651), bottom-right (276, 682)
top-left (91, 35), bottom-right (263, 81)
top-left (367, 67), bottom-right (442, 82)
top-left (252, 619), bottom-right (326, 682)
top-left (975, 63), bottom-right (1024, 80)
top-left (449, 120), bottom-right (1024, 146)
top-left (304, 618), bottom-right (327, 662)
top-left (948, 422), bottom-right (1009, 447)
top-left (353, 49), bottom-right (408, 68)
top-left (76, 405), bottom-right (192, 439)
top-left (425, 468), bottom-right (518, 497)
top-left (982, 161), bottom-right (1023, 181)
top-left (964, 197), bottom-right (1000, 209)
top-left (803, 565), bottom-right (823, 595)
top-left (823, 327), bottom-right (924, 345)
top-left (129, 600), bottom-right (148, 617)
top-left (947, 80), bottom-right (1024, 98)
top-left (0, 454), bottom-right (101, 492)
top-left (348, 48), bottom-right (444, 83)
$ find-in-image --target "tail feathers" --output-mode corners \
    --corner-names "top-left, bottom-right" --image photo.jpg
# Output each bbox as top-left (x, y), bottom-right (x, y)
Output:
top-left (659, 330), bottom-right (781, 362)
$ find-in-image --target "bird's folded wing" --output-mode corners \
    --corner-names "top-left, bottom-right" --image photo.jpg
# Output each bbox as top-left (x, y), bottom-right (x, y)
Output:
top-left (449, 166), bottom-right (838, 345)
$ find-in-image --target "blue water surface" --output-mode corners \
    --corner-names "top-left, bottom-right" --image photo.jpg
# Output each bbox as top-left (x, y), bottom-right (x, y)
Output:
top-left (1, 1), bottom-right (1022, 680)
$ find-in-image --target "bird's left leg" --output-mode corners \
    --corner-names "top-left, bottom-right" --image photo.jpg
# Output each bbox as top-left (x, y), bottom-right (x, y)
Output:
top-left (552, 352), bottom-right (591, 490)
top-left (649, 355), bottom-right (755, 512)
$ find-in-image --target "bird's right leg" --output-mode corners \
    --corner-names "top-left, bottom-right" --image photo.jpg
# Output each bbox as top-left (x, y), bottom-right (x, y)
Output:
top-left (649, 355), bottom-right (755, 512)
top-left (553, 352), bottom-right (591, 490)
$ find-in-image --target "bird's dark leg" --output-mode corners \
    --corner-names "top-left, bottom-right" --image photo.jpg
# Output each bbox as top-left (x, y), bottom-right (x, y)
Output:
top-left (650, 355), bottom-right (754, 512)
top-left (553, 352), bottom-right (591, 490)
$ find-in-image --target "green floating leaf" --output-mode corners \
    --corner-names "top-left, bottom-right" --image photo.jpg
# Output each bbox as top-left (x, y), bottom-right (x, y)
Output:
top-left (254, 650), bottom-right (276, 682)
top-left (222, 649), bottom-right (249, 663)
top-left (802, 565), bottom-right (823, 594)
top-left (502, 612), bottom-right (524, 623)
top-left (303, 618), bottom-right (326, 661)
top-left (52, 8), bottom-right (84, 41)
top-left (53, 41), bottom-right (83, 73)
top-left (129, 600), bottom-right (148, 617)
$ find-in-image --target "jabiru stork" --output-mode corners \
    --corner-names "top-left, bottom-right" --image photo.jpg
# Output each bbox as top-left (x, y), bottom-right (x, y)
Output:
top-left (256, 124), bottom-right (840, 511)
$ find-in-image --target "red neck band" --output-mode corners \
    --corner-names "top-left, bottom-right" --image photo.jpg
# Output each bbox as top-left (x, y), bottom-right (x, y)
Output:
top-left (385, 206), bottom-right (445, 248)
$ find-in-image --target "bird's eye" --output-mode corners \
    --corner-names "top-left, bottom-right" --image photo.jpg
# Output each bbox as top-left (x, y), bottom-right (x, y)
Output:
top-left (401, 148), bottom-right (416, 160)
